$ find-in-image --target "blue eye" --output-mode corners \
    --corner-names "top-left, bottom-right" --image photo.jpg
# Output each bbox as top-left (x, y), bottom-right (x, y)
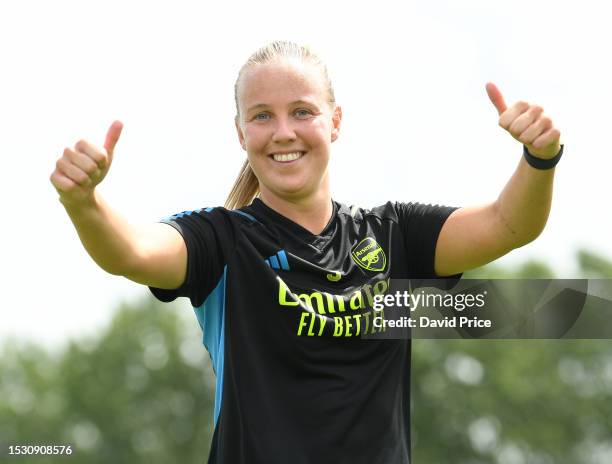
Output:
top-left (253, 109), bottom-right (311, 121)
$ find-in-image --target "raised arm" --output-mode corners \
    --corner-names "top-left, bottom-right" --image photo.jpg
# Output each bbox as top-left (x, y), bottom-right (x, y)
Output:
top-left (434, 83), bottom-right (562, 277)
top-left (50, 121), bottom-right (187, 289)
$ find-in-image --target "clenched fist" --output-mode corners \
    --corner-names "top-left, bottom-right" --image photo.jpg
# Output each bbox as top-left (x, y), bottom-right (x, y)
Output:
top-left (486, 83), bottom-right (561, 160)
top-left (50, 121), bottom-right (123, 207)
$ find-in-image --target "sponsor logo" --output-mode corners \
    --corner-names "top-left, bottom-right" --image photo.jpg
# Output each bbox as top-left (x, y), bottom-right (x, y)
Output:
top-left (351, 238), bottom-right (386, 272)
top-left (277, 276), bottom-right (390, 315)
top-left (265, 250), bottom-right (290, 271)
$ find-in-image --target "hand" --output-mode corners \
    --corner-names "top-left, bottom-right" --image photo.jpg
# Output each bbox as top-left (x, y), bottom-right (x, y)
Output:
top-left (50, 121), bottom-right (123, 207)
top-left (486, 83), bottom-right (561, 159)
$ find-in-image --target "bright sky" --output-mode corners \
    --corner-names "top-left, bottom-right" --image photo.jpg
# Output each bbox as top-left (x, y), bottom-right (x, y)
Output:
top-left (1, 0), bottom-right (610, 346)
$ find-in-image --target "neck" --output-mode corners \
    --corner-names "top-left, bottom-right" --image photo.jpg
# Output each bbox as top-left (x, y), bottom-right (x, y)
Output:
top-left (259, 184), bottom-right (333, 235)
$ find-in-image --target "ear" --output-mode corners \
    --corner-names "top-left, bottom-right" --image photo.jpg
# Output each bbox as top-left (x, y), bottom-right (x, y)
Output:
top-left (331, 105), bottom-right (342, 143)
top-left (235, 115), bottom-right (246, 150)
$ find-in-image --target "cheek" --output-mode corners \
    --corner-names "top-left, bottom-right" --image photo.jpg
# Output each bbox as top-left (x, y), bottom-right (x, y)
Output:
top-left (243, 125), bottom-right (266, 145)
top-left (309, 118), bottom-right (333, 141)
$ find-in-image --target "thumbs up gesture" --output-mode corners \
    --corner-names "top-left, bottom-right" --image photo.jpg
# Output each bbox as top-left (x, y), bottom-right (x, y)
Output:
top-left (486, 83), bottom-right (561, 159)
top-left (50, 121), bottom-right (123, 207)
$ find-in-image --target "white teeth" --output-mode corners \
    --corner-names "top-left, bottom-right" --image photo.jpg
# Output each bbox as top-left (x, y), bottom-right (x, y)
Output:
top-left (272, 152), bottom-right (304, 162)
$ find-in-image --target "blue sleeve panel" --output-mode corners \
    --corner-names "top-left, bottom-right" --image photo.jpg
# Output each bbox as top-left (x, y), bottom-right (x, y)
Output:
top-left (193, 266), bottom-right (227, 426)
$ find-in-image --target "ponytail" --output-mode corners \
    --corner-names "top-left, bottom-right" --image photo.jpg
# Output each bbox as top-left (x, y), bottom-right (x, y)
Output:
top-left (224, 160), bottom-right (259, 210)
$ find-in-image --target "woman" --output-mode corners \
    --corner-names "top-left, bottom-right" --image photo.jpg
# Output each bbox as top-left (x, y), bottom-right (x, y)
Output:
top-left (50, 41), bottom-right (562, 463)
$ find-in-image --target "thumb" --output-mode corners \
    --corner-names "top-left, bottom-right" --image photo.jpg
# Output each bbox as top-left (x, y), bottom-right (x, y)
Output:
top-left (104, 120), bottom-right (124, 164)
top-left (486, 82), bottom-right (507, 115)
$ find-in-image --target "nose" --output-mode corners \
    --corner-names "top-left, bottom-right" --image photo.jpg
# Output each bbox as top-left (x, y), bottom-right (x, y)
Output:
top-left (272, 115), bottom-right (297, 144)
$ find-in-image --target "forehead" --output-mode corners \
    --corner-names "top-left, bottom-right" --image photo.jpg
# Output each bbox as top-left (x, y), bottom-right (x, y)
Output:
top-left (238, 60), bottom-right (327, 111)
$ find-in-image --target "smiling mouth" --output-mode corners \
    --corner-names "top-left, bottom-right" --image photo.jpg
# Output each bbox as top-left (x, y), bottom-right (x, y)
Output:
top-left (269, 151), bottom-right (306, 162)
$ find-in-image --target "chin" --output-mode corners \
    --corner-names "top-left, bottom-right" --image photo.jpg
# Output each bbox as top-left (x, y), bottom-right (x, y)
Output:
top-left (266, 182), bottom-right (315, 201)
top-left (267, 177), bottom-right (310, 194)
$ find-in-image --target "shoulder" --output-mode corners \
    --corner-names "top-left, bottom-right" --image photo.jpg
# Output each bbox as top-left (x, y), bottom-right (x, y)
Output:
top-left (161, 206), bottom-right (262, 243)
top-left (334, 201), bottom-right (459, 232)
top-left (166, 206), bottom-right (259, 223)
top-left (334, 200), bottom-right (402, 224)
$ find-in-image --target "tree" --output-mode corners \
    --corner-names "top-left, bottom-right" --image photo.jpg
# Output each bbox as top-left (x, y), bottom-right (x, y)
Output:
top-left (0, 296), bottom-right (215, 463)
top-left (2, 249), bottom-right (611, 463)
top-left (412, 249), bottom-right (612, 463)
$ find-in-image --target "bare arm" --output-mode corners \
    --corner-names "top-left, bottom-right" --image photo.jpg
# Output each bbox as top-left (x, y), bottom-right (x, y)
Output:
top-left (434, 83), bottom-right (561, 276)
top-left (51, 121), bottom-right (187, 289)
top-left (434, 159), bottom-right (555, 276)
top-left (62, 191), bottom-right (187, 288)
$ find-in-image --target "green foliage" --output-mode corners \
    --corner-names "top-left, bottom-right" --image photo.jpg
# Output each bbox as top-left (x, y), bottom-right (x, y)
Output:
top-left (1, 249), bottom-right (611, 462)
top-left (0, 297), bottom-right (215, 464)
top-left (577, 250), bottom-right (612, 278)
top-left (464, 259), bottom-right (556, 279)
top-left (411, 249), bottom-right (612, 463)
top-left (412, 339), bottom-right (612, 463)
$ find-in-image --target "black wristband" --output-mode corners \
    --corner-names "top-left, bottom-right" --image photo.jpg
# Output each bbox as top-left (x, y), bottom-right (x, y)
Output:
top-left (523, 144), bottom-right (564, 170)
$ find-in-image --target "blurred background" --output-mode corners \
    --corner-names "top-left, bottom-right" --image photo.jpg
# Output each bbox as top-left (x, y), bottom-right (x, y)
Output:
top-left (1, 0), bottom-right (611, 462)
top-left (3, 256), bottom-right (612, 463)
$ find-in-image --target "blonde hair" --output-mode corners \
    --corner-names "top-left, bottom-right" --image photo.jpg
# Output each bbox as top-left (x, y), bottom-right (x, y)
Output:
top-left (225, 41), bottom-right (336, 210)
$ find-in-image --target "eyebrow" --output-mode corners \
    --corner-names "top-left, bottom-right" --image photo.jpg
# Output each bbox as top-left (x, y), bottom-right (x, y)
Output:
top-left (246, 100), bottom-right (318, 114)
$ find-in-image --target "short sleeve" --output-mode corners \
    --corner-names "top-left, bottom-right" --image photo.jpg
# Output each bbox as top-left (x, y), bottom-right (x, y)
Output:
top-left (394, 202), bottom-right (460, 281)
top-left (148, 208), bottom-right (230, 308)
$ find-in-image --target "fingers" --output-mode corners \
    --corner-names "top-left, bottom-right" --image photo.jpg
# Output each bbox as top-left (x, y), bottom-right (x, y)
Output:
top-left (104, 120), bottom-right (123, 164)
top-left (55, 153), bottom-right (93, 187)
top-left (507, 105), bottom-right (545, 140)
top-left (498, 101), bottom-right (555, 143)
top-left (55, 141), bottom-right (110, 188)
top-left (49, 167), bottom-right (91, 207)
top-left (51, 138), bottom-right (108, 195)
top-left (486, 82), bottom-right (507, 115)
top-left (74, 139), bottom-right (109, 169)
top-left (50, 169), bottom-right (84, 193)
top-left (493, 90), bottom-right (561, 158)
top-left (515, 112), bottom-right (552, 146)
top-left (51, 121), bottom-right (123, 204)
top-left (498, 100), bottom-right (530, 130)
top-left (65, 146), bottom-right (102, 177)
top-left (532, 127), bottom-right (561, 150)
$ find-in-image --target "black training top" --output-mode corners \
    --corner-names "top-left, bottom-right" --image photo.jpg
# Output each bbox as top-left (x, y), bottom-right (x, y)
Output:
top-left (149, 198), bottom-right (459, 464)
